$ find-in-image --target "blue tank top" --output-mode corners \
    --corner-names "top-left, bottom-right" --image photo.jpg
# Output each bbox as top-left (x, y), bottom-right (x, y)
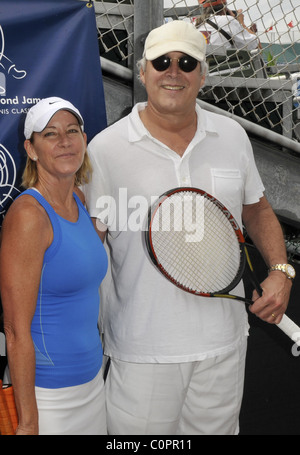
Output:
top-left (21, 189), bottom-right (108, 388)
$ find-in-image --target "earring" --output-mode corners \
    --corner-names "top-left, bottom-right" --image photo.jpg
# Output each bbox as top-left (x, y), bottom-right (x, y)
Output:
top-left (32, 157), bottom-right (37, 161)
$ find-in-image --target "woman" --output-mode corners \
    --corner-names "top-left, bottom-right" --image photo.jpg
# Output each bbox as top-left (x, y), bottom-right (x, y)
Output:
top-left (0, 97), bottom-right (108, 435)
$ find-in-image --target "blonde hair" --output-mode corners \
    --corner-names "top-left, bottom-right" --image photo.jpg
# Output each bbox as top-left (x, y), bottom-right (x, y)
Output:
top-left (21, 138), bottom-right (92, 189)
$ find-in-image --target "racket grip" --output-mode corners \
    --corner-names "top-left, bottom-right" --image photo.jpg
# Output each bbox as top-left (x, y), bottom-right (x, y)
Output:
top-left (277, 314), bottom-right (300, 345)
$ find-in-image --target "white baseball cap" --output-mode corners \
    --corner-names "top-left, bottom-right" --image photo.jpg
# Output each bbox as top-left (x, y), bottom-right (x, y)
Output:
top-left (24, 96), bottom-right (84, 139)
top-left (143, 20), bottom-right (206, 62)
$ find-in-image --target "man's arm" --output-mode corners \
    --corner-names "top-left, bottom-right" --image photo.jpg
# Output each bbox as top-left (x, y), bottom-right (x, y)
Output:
top-left (242, 196), bottom-right (292, 324)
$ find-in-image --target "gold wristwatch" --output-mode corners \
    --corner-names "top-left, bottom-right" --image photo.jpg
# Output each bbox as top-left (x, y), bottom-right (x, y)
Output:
top-left (269, 263), bottom-right (296, 281)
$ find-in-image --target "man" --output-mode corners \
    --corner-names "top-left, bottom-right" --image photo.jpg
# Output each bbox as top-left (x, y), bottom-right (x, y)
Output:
top-left (196, 0), bottom-right (260, 51)
top-left (84, 20), bottom-right (294, 435)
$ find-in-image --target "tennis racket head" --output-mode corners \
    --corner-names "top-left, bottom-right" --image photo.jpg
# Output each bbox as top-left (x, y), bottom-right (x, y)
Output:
top-left (145, 187), bottom-right (246, 296)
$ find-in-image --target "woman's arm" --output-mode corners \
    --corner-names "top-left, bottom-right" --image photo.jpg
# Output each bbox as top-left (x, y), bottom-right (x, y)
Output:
top-left (0, 196), bottom-right (52, 434)
top-left (242, 196), bottom-right (292, 324)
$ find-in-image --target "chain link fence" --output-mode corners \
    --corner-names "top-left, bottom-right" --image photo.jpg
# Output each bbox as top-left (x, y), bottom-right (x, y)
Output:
top-left (94, 0), bottom-right (300, 150)
top-left (95, 0), bottom-right (134, 67)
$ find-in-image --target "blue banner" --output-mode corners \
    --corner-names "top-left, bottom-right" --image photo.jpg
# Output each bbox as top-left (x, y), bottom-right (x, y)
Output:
top-left (0, 0), bottom-right (107, 223)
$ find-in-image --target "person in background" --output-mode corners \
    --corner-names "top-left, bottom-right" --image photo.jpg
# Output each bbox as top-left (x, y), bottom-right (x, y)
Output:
top-left (196, 0), bottom-right (261, 51)
top-left (0, 97), bottom-right (108, 435)
top-left (84, 20), bottom-right (294, 435)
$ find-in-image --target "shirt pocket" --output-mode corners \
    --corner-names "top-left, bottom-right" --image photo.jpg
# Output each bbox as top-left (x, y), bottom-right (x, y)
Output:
top-left (211, 168), bottom-right (243, 214)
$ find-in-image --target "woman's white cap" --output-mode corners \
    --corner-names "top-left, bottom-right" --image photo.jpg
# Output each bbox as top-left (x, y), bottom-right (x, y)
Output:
top-left (24, 97), bottom-right (84, 139)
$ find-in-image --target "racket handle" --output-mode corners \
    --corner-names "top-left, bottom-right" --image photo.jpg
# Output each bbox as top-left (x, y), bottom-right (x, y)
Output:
top-left (277, 314), bottom-right (300, 345)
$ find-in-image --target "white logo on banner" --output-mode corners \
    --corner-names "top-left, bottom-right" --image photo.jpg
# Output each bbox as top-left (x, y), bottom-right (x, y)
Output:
top-left (0, 143), bottom-right (20, 216)
top-left (0, 24), bottom-right (26, 217)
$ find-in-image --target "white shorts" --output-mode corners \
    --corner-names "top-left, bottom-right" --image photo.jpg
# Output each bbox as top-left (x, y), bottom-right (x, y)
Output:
top-left (106, 338), bottom-right (247, 435)
top-left (35, 368), bottom-right (106, 435)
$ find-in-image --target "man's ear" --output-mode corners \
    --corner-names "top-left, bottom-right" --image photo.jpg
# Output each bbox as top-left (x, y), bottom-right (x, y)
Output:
top-left (139, 67), bottom-right (146, 85)
top-left (199, 72), bottom-right (206, 90)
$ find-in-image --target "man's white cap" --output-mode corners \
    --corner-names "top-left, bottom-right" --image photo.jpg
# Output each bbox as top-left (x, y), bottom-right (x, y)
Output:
top-left (24, 96), bottom-right (84, 139)
top-left (143, 20), bottom-right (206, 62)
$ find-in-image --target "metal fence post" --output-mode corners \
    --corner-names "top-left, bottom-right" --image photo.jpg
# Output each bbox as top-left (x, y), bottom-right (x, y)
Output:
top-left (133, 0), bottom-right (164, 103)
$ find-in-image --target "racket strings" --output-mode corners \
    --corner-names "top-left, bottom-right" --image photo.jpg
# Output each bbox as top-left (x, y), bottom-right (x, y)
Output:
top-left (209, 206), bottom-right (241, 280)
top-left (150, 191), bottom-right (242, 293)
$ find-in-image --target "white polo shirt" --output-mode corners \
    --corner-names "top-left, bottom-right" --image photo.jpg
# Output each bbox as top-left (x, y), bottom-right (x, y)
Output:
top-left (84, 103), bottom-right (265, 363)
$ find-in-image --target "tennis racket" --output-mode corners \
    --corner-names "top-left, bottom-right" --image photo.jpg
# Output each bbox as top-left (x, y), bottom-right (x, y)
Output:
top-left (145, 187), bottom-right (300, 344)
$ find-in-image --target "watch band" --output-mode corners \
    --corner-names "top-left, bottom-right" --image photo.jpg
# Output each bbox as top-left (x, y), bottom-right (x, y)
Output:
top-left (269, 263), bottom-right (296, 280)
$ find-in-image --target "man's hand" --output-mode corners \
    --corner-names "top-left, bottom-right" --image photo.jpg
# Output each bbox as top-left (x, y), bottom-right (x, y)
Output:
top-left (249, 272), bottom-right (292, 324)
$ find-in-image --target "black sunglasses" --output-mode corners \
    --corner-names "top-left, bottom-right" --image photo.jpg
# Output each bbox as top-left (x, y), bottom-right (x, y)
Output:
top-left (151, 55), bottom-right (199, 73)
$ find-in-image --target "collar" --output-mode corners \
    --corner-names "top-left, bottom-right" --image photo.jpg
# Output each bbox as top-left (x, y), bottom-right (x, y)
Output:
top-left (128, 102), bottom-right (218, 143)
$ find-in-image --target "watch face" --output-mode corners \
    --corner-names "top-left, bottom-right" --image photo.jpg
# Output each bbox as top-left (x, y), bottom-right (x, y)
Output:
top-left (287, 264), bottom-right (296, 278)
